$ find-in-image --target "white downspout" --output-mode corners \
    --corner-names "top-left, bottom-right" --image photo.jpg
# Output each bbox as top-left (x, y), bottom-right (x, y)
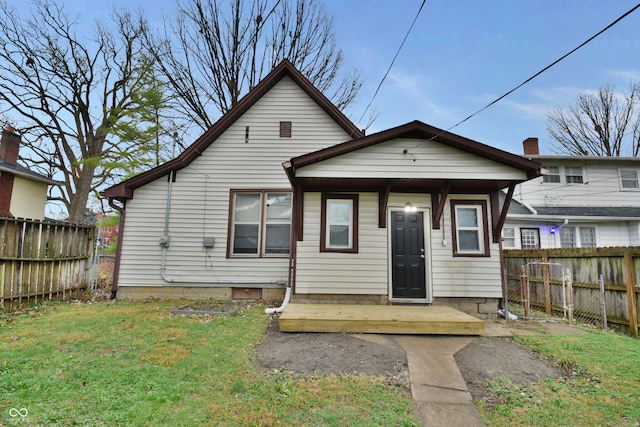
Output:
top-left (516, 184), bottom-right (538, 215)
top-left (264, 285), bottom-right (292, 314)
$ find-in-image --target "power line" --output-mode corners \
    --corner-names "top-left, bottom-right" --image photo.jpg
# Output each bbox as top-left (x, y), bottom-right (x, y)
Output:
top-left (416, 2), bottom-right (640, 146)
top-left (358, 0), bottom-right (427, 125)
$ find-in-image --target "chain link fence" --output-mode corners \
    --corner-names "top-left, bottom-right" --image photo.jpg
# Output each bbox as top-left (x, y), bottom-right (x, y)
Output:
top-left (91, 254), bottom-right (115, 299)
top-left (504, 262), bottom-right (609, 330)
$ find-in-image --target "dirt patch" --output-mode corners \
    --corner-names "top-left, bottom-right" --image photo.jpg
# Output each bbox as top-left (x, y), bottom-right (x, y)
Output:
top-left (255, 318), bottom-right (409, 386)
top-left (455, 336), bottom-right (570, 404)
top-left (255, 317), bottom-right (572, 404)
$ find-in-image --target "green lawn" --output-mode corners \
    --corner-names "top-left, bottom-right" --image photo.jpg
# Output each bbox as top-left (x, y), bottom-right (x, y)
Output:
top-left (3, 301), bottom-right (638, 427)
top-left (1, 301), bottom-right (416, 426)
top-left (478, 328), bottom-right (640, 427)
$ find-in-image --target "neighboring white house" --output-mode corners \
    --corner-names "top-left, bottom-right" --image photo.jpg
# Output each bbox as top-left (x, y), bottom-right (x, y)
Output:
top-left (0, 127), bottom-right (57, 221)
top-left (104, 61), bottom-right (542, 318)
top-left (504, 137), bottom-right (640, 249)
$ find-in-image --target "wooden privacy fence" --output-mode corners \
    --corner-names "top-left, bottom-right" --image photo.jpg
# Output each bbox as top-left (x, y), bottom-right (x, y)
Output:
top-left (0, 217), bottom-right (95, 311)
top-left (503, 247), bottom-right (639, 336)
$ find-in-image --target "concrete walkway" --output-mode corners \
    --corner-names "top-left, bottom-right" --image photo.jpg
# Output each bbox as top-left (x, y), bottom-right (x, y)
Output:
top-left (356, 320), bottom-right (527, 426)
top-left (393, 335), bottom-right (485, 427)
top-left (357, 320), bottom-right (583, 426)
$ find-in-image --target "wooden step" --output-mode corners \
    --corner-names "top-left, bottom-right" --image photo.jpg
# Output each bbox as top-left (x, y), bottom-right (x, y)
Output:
top-left (278, 303), bottom-right (484, 335)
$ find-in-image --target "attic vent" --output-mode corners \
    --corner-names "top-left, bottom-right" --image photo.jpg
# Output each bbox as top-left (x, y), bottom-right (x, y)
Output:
top-left (279, 121), bottom-right (292, 138)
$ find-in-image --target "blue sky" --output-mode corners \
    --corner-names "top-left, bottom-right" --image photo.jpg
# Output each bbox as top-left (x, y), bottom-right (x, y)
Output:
top-left (28, 0), bottom-right (640, 155)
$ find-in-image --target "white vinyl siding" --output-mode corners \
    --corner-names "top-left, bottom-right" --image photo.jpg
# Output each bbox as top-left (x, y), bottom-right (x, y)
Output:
top-left (295, 138), bottom-right (528, 181)
top-left (504, 221), bottom-right (640, 249)
top-left (116, 76), bottom-right (353, 288)
top-left (517, 160), bottom-right (640, 208)
top-left (294, 192), bottom-right (503, 298)
top-left (430, 194), bottom-right (501, 298)
top-left (10, 176), bottom-right (48, 220)
top-left (295, 192), bottom-right (388, 295)
top-left (511, 159), bottom-right (640, 250)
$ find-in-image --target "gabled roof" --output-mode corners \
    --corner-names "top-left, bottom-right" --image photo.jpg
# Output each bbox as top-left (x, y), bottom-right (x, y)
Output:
top-left (0, 159), bottom-right (58, 185)
top-left (285, 120), bottom-right (541, 180)
top-left (103, 60), bottom-right (364, 201)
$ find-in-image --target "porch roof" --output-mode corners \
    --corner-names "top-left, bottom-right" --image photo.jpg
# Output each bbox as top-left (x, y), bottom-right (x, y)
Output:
top-left (284, 120), bottom-right (542, 183)
top-left (283, 121), bottom-right (543, 242)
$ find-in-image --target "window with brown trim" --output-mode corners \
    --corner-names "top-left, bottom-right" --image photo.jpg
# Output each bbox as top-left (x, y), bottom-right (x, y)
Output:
top-left (279, 121), bottom-right (292, 138)
top-left (450, 200), bottom-right (490, 257)
top-left (320, 193), bottom-right (358, 253)
top-left (228, 190), bottom-right (292, 257)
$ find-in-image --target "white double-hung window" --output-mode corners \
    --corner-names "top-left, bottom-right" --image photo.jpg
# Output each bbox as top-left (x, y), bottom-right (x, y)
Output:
top-left (230, 191), bottom-right (291, 256)
top-left (451, 200), bottom-right (489, 257)
top-left (321, 193), bottom-right (358, 253)
top-left (620, 169), bottom-right (639, 190)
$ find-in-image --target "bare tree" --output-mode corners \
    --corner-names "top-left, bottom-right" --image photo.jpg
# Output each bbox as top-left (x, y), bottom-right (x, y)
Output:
top-left (547, 83), bottom-right (640, 157)
top-left (0, 1), bottom-right (167, 222)
top-left (144, 0), bottom-right (362, 133)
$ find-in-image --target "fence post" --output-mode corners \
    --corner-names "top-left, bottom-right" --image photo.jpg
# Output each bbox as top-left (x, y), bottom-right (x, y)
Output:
top-left (542, 253), bottom-right (551, 314)
top-left (503, 268), bottom-right (510, 321)
top-left (565, 268), bottom-right (574, 325)
top-left (623, 248), bottom-right (638, 337)
top-left (599, 274), bottom-right (608, 330)
top-left (520, 264), bottom-right (529, 319)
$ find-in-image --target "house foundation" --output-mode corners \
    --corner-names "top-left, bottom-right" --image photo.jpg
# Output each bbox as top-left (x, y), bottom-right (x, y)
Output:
top-left (116, 286), bottom-right (286, 302)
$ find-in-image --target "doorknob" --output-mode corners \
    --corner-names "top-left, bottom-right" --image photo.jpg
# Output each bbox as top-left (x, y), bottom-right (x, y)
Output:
top-left (420, 248), bottom-right (425, 259)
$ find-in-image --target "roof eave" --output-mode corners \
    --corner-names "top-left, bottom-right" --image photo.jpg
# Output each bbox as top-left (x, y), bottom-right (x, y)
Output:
top-left (290, 120), bottom-right (543, 178)
top-left (507, 214), bottom-right (640, 221)
top-left (102, 60), bottom-right (362, 201)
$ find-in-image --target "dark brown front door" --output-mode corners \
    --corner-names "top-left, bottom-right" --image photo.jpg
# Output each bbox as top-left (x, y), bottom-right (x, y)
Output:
top-left (391, 211), bottom-right (427, 299)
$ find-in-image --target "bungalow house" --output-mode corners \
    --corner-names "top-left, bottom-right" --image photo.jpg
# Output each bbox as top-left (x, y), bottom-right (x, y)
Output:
top-left (504, 137), bottom-right (640, 249)
top-left (0, 127), bottom-right (58, 221)
top-left (103, 61), bottom-right (542, 326)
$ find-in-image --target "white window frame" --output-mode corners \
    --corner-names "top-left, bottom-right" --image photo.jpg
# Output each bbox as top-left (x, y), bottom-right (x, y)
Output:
top-left (542, 166), bottom-right (561, 183)
top-left (619, 169), bottom-right (640, 190)
top-left (559, 227), bottom-right (576, 248)
top-left (579, 226), bottom-right (597, 248)
top-left (502, 227), bottom-right (517, 249)
top-left (229, 190), bottom-right (292, 257)
top-left (558, 226), bottom-right (597, 248)
top-left (320, 193), bottom-right (359, 253)
top-left (541, 166), bottom-right (588, 185)
top-left (451, 200), bottom-right (489, 257)
top-left (564, 166), bottom-right (585, 184)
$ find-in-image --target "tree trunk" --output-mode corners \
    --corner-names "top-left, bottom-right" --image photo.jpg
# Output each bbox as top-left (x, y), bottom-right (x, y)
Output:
top-left (68, 164), bottom-right (95, 223)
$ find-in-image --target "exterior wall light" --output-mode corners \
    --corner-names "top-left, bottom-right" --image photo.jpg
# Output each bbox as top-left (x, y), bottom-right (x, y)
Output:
top-left (404, 202), bottom-right (417, 213)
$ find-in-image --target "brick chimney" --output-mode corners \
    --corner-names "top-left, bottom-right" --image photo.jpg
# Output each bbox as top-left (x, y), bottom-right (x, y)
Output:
top-left (0, 126), bottom-right (20, 217)
top-left (1, 126), bottom-right (20, 164)
top-left (523, 137), bottom-right (539, 155)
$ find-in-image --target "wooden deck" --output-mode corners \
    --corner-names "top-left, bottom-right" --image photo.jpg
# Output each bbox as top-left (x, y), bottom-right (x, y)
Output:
top-left (279, 304), bottom-right (484, 335)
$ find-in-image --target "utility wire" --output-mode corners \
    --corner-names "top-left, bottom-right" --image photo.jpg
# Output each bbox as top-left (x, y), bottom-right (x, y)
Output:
top-left (358, 0), bottom-right (427, 125)
top-left (416, 2), bottom-right (640, 145)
